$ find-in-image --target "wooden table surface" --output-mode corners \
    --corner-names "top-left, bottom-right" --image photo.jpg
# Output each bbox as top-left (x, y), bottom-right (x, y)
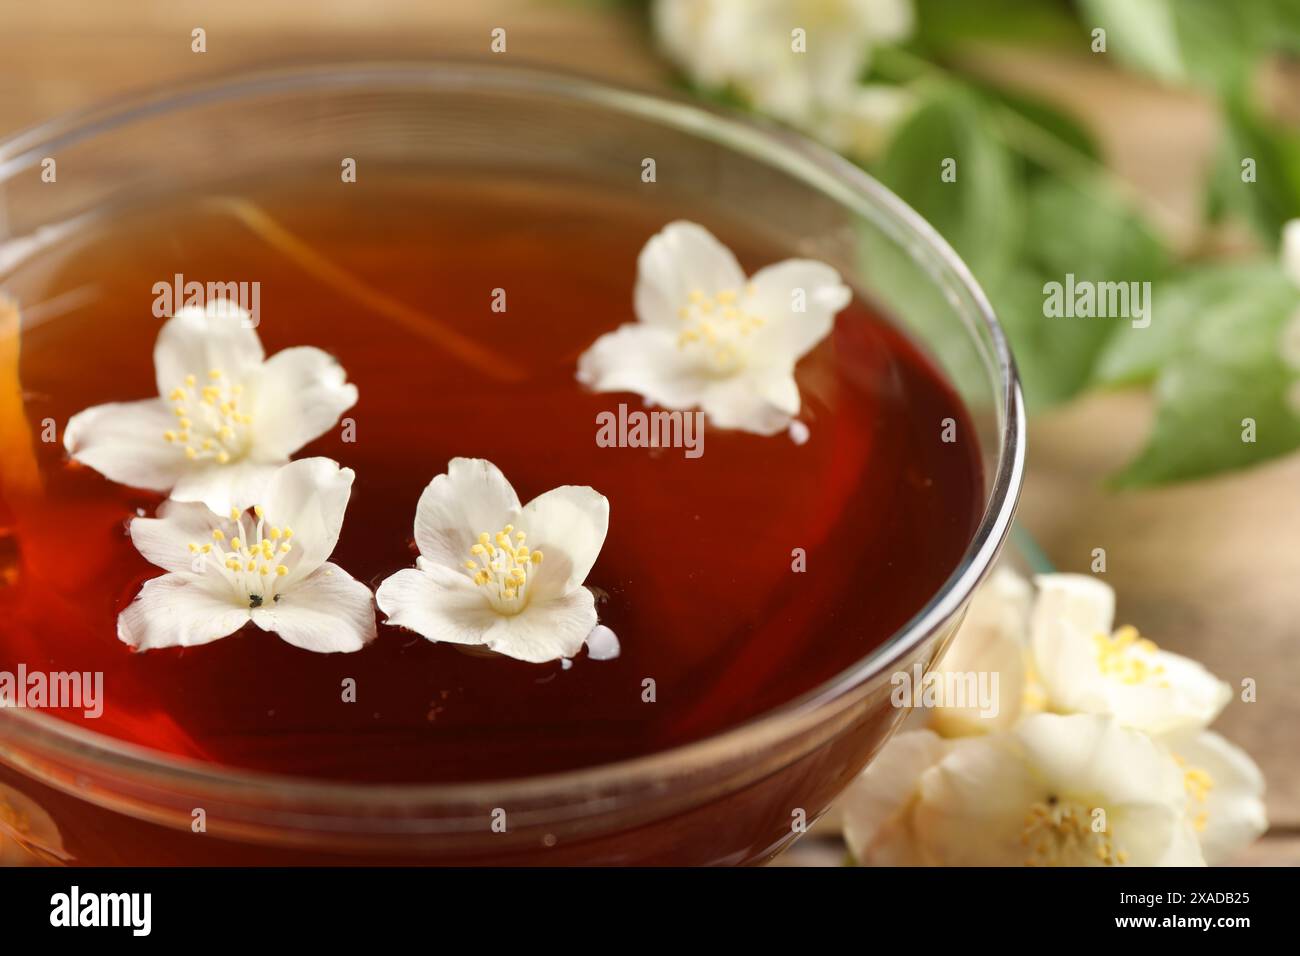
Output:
top-left (1, 0), bottom-right (1294, 865)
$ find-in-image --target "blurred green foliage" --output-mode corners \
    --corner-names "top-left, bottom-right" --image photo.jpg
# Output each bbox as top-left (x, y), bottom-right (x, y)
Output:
top-left (865, 0), bottom-right (1300, 484)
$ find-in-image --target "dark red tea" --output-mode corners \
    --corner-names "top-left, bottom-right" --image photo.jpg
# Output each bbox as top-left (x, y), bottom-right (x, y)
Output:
top-left (0, 172), bottom-right (982, 786)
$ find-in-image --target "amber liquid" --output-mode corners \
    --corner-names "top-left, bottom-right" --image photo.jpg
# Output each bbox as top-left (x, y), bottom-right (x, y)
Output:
top-left (0, 172), bottom-right (982, 784)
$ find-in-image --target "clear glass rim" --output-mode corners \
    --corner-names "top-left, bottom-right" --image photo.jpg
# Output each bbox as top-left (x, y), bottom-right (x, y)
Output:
top-left (0, 60), bottom-right (1026, 810)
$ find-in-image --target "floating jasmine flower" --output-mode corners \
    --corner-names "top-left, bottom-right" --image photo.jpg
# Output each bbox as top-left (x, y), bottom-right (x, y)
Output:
top-left (65, 299), bottom-right (358, 514)
top-left (118, 457), bottom-right (376, 653)
top-left (376, 458), bottom-right (609, 664)
top-left (1030, 574), bottom-right (1231, 736)
top-left (577, 222), bottom-right (851, 436)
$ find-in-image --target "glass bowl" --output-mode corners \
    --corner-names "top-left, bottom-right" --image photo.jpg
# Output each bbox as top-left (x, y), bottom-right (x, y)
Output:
top-left (0, 62), bottom-right (1024, 865)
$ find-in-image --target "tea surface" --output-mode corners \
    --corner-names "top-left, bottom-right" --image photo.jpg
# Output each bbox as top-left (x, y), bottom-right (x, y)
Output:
top-left (0, 173), bottom-right (983, 781)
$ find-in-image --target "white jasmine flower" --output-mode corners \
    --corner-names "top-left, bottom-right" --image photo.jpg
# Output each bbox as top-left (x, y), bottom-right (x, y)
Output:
top-left (814, 84), bottom-right (916, 161)
top-left (577, 221), bottom-right (851, 436)
top-left (375, 458), bottom-right (609, 664)
top-left (653, 0), bottom-right (914, 126)
top-left (65, 299), bottom-right (358, 514)
top-left (929, 568), bottom-right (1031, 738)
top-left (0, 785), bottom-right (65, 866)
top-left (1160, 730), bottom-right (1268, 865)
top-left (1030, 574), bottom-right (1230, 736)
top-left (844, 715), bottom-right (1205, 866)
top-left (916, 714), bottom-right (1205, 866)
top-left (1283, 218), bottom-right (1300, 287)
top-left (842, 712), bottom-right (1206, 868)
top-left (117, 457), bottom-right (376, 653)
top-left (842, 729), bottom-right (952, 865)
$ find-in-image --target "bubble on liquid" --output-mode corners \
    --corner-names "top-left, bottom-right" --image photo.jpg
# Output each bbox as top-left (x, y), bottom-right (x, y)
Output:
top-left (788, 420), bottom-right (810, 445)
top-left (560, 658), bottom-right (573, 671)
top-left (585, 624), bottom-right (621, 661)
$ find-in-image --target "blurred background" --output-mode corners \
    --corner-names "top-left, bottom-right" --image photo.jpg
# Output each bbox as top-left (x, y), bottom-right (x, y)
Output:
top-left (1, 0), bottom-right (1296, 863)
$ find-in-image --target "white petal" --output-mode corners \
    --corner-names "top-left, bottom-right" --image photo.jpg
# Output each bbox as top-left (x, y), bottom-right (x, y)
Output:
top-left (518, 484), bottom-right (609, 595)
top-left (1016, 714), bottom-right (1204, 867)
top-left (375, 564), bottom-right (500, 647)
top-left (1031, 573), bottom-right (1231, 735)
top-left (915, 714), bottom-right (1206, 866)
top-left (1162, 730), bottom-right (1268, 865)
top-left (250, 347), bottom-right (359, 459)
top-left (697, 374), bottom-right (796, 435)
top-left (1283, 218), bottom-right (1300, 287)
top-left (634, 221), bottom-right (746, 327)
top-left (1018, 713), bottom-right (1184, 810)
top-left (63, 399), bottom-right (190, 492)
top-left (380, 563), bottom-right (597, 664)
top-left (930, 568), bottom-right (1031, 737)
top-left (170, 459), bottom-right (281, 515)
top-left (842, 730), bottom-right (951, 866)
top-left (816, 84), bottom-right (916, 160)
top-left (1029, 573), bottom-right (1115, 712)
top-left (482, 587), bottom-right (598, 664)
top-left (259, 457), bottom-right (355, 582)
top-left (1096, 650), bottom-right (1231, 735)
top-left (576, 323), bottom-right (708, 409)
top-left (129, 499), bottom-right (228, 576)
top-left (412, 457), bottom-right (522, 571)
top-left (153, 300), bottom-right (264, 398)
top-left (250, 563), bottom-right (375, 653)
top-left (1031, 573), bottom-right (1115, 644)
top-left (913, 734), bottom-right (1040, 866)
top-left (860, 0), bottom-right (916, 44)
top-left (117, 573), bottom-right (250, 650)
top-left (747, 259), bottom-right (850, 362)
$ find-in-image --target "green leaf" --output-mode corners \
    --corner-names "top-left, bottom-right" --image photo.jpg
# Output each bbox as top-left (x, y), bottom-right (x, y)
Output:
top-left (1077, 0), bottom-right (1186, 84)
top-left (1210, 100), bottom-right (1300, 243)
top-left (1166, 0), bottom-right (1265, 96)
top-left (1094, 262), bottom-right (1286, 386)
top-left (872, 87), bottom-right (1171, 412)
top-left (874, 88), bottom-right (1024, 291)
top-left (989, 178), bottom-right (1170, 409)
top-left (1024, 178), bottom-right (1168, 283)
top-left (986, 268), bottom-right (1107, 409)
top-left (911, 0), bottom-right (1083, 50)
top-left (1078, 0), bottom-right (1278, 96)
top-left (973, 84), bottom-right (1102, 165)
top-left (1113, 265), bottom-right (1300, 485)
